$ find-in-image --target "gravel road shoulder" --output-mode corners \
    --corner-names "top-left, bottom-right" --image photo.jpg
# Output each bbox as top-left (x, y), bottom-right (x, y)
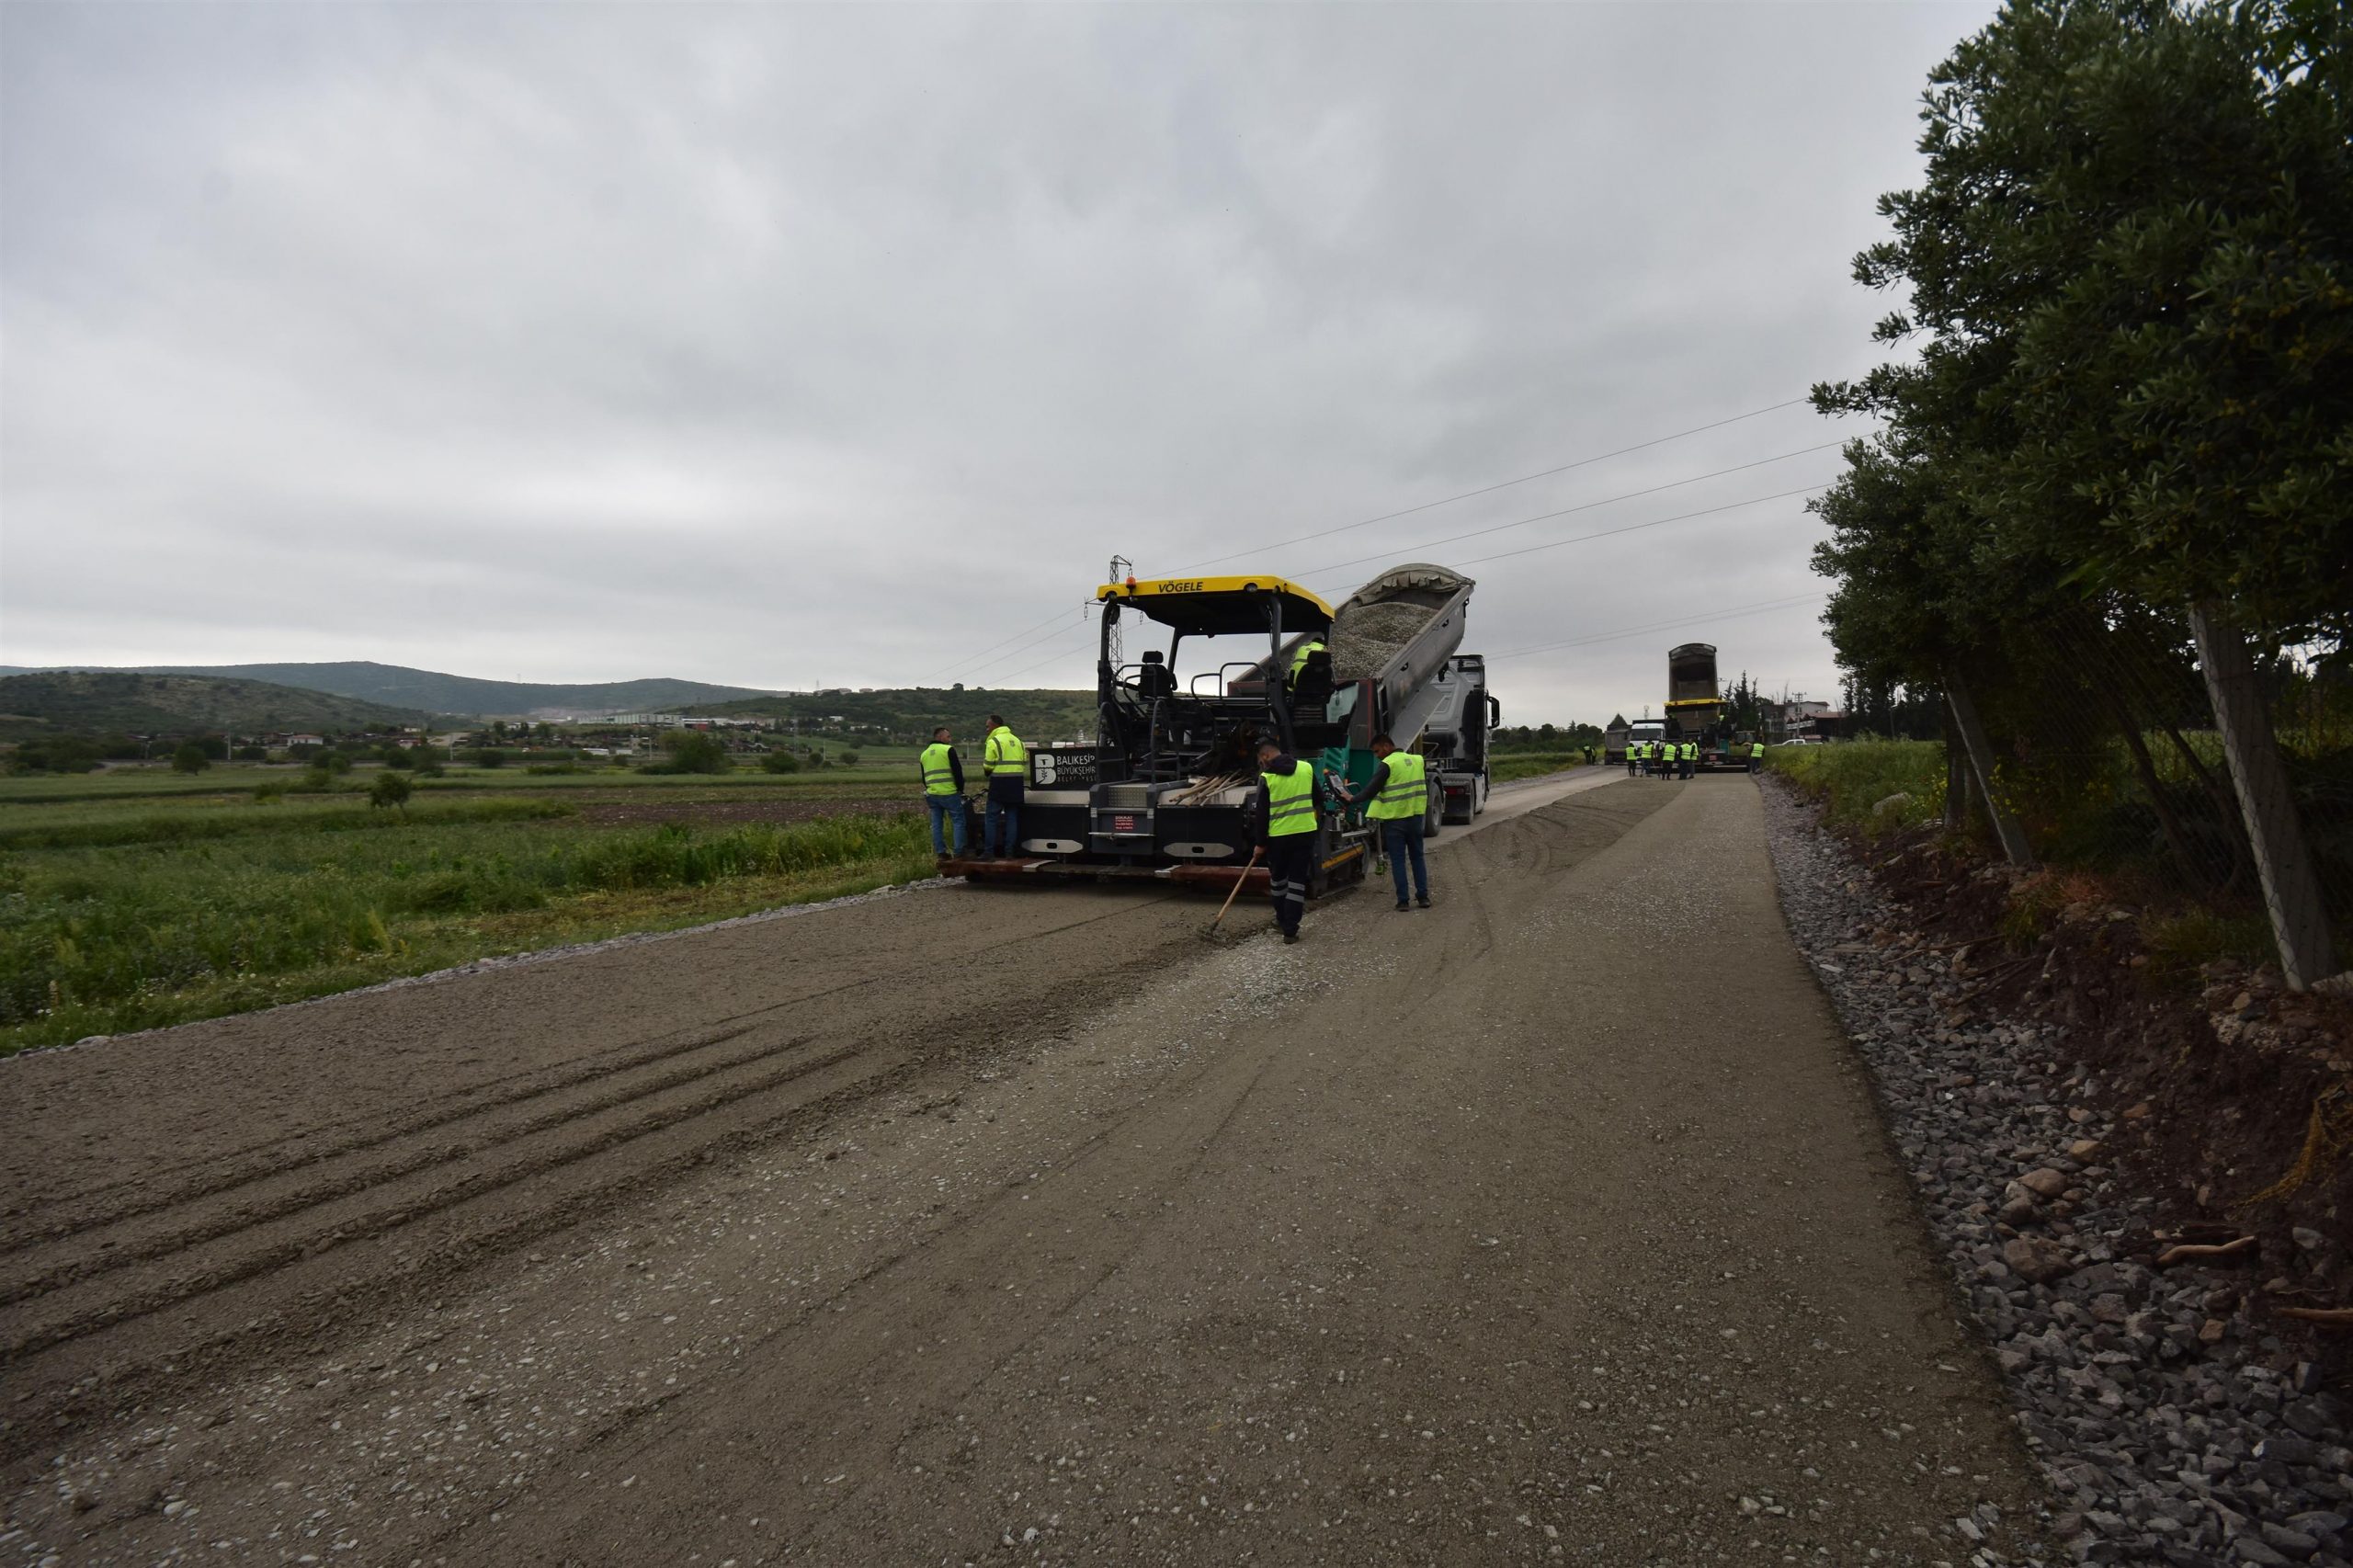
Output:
top-left (1761, 779), bottom-right (2351, 1568)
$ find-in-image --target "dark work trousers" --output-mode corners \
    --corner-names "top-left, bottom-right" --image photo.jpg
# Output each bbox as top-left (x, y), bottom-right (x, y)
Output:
top-left (1381, 820), bottom-right (1429, 903)
top-left (1264, 836), bottom-right (1313, 936)
top-left (1626, 755), bottom-right (1637, 778)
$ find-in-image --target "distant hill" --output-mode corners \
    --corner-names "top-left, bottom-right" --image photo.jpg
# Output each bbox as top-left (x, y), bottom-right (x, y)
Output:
top-left (686, 687), bottom-right (1097, 742)
top-left (0, 662), bottom-right (770, 719)
top-left (0, 673), bottom-right (437, 739)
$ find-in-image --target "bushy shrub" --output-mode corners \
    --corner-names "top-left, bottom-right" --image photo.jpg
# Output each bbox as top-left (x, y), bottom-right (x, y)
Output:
top-left (171, 744), bottom-right (210, 774)
top-left (467, 748), bottom-right (508, 769)
top-left (369, 772), bottom-right (414, 812)
top-left (643, 731), bottom-right (731, 775)
top-left (760, 750), bottom-right (801, 774)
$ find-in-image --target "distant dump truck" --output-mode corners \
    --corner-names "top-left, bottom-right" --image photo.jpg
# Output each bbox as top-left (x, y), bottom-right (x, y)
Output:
top-left (1664, 642), bottom-right (1752, 770)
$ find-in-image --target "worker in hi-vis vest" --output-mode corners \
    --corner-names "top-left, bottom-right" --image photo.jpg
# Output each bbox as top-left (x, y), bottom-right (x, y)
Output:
top-left (1749, 739), bottom-right (1766, 774)
top-left (918, 726), bottom-right (967, 858)
top-left (1680, 740), bottom-right (1696, 780)
top-left (1625, 739), bottom-right (1638, 778)
top-left (1254, 735), bottom-right (1326, 944)
top-left (1288, 638), bottom-right (1327, 688)
top-left (980, 714), bottom-right (1026, 859)
top-left (1346, 732), bottom-right (1431, 912)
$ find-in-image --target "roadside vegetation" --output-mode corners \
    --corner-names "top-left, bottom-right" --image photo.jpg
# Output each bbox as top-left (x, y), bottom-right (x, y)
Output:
top-left (1489, 751), bottom-right (1591, 785)
top-left (0, 779), bottom-right (934, 1055)
top-left (1768, 741), bottom-right (1948, 831)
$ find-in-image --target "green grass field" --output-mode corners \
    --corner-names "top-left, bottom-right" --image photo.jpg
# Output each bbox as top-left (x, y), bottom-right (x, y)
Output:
top-left (1488, 752), bottom-right (1592, 785)
top-left (0, 755), bottom-right (933, 805)
top-left (0, 775), bottom-right (934, 1055)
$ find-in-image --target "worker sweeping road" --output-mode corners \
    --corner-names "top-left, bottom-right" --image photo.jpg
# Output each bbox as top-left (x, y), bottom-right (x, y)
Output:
top-left (980, 714), bottom-right (1026, 859)
top-left (1338, 732), bottom-right (1431, 912)
top-left (918, 725), bottom-right (968, 858)
top-left (1254, 736), bottom-right (1326, 944)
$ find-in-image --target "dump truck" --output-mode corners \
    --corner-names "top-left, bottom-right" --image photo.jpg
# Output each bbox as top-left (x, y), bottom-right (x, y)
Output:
top-left (940, 562), bottom-right (1478, 895)
top-left (1607, 716), bottom-right (1665, 765)
top-left (1420, 653), bottom-right (1497, 825)
top-left (1663, 642), bottom-right (1755, 769)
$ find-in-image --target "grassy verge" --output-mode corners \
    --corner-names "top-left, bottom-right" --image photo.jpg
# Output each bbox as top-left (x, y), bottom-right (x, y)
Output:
top-left (0, 808), bottom-right (932, 1054)
top-left (1766, 740), bottom-right (1948, 832)
top-left (1490, 753), bottom-right (1590, 785)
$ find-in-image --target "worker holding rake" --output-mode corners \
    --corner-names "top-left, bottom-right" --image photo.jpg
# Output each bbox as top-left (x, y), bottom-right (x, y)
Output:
top-left (1254, 736), bottom-right (1326, 945)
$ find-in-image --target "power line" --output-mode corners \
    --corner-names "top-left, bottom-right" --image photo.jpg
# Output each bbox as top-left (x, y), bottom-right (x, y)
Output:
top-left (1290, 444), bottom-right (1844, 583)
top-left (956, 604), bottom-right (1097, 680)
top-left (1285, 482), bottom-right (1830, 589)
top-left (942, 395), bottom-right (1841, 674)
top-left (1486, 592), bottom-right (1829, 662)
top-left (995, 628), bottom-right (1099, 684)
top-left (1174, 396), bottom-right (1812, 573)
top-left (921, 599), bottom-right (1092, 683)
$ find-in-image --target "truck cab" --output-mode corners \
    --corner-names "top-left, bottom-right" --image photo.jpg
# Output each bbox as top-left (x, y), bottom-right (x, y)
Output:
top-left (1421, 654), bottom-right (1499, 825)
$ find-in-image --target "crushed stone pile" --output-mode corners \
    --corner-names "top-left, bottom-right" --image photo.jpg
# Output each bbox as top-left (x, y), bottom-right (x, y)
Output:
top-left (1328, 600), bottom-right (1436, 682)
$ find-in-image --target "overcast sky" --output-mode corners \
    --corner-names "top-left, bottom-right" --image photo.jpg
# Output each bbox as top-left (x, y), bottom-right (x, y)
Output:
top-left (2, 2), bottom-right (1990, 724)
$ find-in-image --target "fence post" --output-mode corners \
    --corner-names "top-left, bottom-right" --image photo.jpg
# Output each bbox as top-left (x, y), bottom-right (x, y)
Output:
top-left (2188, 601), bottom-right (2338, 991)
top-left (1941, 695), bottom-right (1969, 830)
top-left (1942, 670), bottom-right (2036, 868)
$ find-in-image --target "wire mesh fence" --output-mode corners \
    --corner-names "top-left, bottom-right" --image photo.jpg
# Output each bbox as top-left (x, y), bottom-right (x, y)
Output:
top-left (1931, 608), bottom-right (2352, 971)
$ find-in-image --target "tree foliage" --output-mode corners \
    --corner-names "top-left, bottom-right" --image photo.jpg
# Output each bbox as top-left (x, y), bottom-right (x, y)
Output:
top-left (1814, 0), bottom-right (2351, 662)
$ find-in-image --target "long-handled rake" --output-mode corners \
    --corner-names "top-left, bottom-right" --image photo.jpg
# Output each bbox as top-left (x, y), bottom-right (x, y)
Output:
top-left (1205, 846), bottom-right (1263, 940)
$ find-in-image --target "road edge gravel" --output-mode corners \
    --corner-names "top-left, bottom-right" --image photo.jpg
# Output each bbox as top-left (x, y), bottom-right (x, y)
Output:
top-left (1761, 779), bottom-right (2351, 1568)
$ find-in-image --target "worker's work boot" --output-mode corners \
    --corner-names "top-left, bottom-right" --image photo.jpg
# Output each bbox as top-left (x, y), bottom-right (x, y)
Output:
top-left (1393, 900), bottom-right (1410, 913)
top-left (1416, 894), bottom-right (1432, 909)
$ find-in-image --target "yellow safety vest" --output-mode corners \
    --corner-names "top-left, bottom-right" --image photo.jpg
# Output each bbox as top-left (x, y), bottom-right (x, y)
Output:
top-left (1683, 743), bottom-right (1696, 761)
top-left (1264, 760), bottom-right (1317, 836)
top-left (1751, 742), bottom-right (1765, 757)
top-left (919, 742), bottom-right (957, 796)
top-left (1367, 751), bottom-right (1427, 821)
top-left (1289, 640), bottom-right (1326, 683)
top-left (983, 726), bottom-right (1026, 778)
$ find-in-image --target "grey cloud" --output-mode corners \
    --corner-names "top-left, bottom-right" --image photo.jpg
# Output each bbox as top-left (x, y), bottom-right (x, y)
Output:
top-left (3, 1), bottom-right (1989, 722)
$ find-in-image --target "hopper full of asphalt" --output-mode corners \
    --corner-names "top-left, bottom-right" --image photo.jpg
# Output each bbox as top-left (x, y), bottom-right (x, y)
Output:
top-left (1327, 598), bottom-right (1437, 682)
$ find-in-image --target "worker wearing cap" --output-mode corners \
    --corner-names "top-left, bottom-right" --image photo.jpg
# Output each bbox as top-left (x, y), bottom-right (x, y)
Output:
top-left (1344, 732), bottom-right (1431, 912)
top-left (1254, 736), bottom-right (1325, 944)
top-left (918, 725), bottom-right (967, 858)
top-left (1748, 739), bottom-right (1765, 774)
top-left (980, 714), bottom-right (1026, 859)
